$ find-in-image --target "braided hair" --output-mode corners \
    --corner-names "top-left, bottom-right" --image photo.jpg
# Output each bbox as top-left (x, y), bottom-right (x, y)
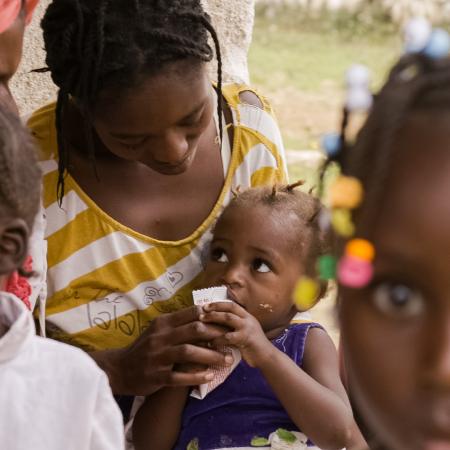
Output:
top-left (0, 105), bottom-right (41, 231)
top-left (323, 53), bottom-right (450, 233)
top-left (40, 0), bottom-right (223, 205)
top-left (225, 183), bottom-right (331, 287)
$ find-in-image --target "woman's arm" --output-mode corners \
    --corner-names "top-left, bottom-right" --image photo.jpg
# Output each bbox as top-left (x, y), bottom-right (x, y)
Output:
top-left (133, 387), bottom-right (190, 450)
top-left (89, 306), bottom-right (231, 396)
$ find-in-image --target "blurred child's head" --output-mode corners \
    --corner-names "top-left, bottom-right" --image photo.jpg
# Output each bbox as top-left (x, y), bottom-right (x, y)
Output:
top-left (202, 184), bottom-right (330, 334)
top-left (0, 1), bottom-right (39, 113)
top-left (338, 53), bottom-right (450, 450)
top-left (0, 0), bottom-right (26, 113)
top-left (0, 105), bottom-right (41, 288)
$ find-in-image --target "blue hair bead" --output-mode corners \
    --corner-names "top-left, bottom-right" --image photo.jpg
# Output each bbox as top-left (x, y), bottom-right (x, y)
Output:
top-left (321, 133), bottom-right (341, 157)
top-left (404, 17), bottom-right (431, 53)
top-left (424, 29), bottom-right (450, 59)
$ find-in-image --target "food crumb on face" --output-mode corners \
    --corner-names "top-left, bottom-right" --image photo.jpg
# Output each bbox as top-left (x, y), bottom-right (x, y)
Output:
top-left (259, 303), bottom-right (273, 312)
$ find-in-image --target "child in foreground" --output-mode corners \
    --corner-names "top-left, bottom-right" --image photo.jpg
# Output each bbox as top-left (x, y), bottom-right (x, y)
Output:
top-left (133, 184), bottom-right (361, 450)
top-left (0, 105), bottom-right (124, 450)
top-left (321, 26), bottom-right (450, 450)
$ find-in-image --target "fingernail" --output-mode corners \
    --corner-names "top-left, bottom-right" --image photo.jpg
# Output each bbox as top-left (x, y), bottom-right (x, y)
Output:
top-left (225, 355), bottom-right (234, 365)
top-left (199, 314), bottom-right (205, 321)
top-left (205, 372), bottom-right (214, 380)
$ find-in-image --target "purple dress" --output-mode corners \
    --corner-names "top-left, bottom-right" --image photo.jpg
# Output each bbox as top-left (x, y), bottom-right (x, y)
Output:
top-left (174, 322), bottom-right (323, 449)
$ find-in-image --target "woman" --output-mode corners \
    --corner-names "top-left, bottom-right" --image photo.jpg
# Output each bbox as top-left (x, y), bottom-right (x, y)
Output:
top-left (29, 0), bottom-right (288, 415)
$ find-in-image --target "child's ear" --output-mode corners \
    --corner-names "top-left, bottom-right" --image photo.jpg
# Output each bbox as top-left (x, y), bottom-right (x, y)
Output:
top-left (0, 218), bottom-right (29, 276)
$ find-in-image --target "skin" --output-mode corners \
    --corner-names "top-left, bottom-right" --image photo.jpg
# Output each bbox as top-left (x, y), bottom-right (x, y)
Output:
top-left (134, 204), bottom-right (357, 450)
top-left (66, 61), bottom-right (224, 240)
top-left (0, 7), bottom-right (25, 113)
top-left (63, 61), bottom-right (235, 395)
top-left (340, 113), bottom-right (450, 450)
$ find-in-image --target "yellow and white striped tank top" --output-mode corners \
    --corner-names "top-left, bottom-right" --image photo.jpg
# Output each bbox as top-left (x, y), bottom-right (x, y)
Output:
top-left (28, 84), bottom-right (288, 352)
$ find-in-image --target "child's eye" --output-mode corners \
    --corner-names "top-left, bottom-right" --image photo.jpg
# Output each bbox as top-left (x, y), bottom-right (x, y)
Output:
top-left (372, 283), bottom-right (425, 319)
top-left (253, 259), bottom-right (271, 273)
top-left (211, 248), bottom-right (228, 263)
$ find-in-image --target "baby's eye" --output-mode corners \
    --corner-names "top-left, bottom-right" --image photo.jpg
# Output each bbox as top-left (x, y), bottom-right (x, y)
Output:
top-left (372, 283), bottom-right (425, 319)
top-left (211, 247), bottom-right (228, 263)
top-left (253, 259), bottom-right (271, 273)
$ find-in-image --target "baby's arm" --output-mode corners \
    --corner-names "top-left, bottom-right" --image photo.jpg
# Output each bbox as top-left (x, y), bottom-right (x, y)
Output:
top-left (261, 327), bottom-right (357, 450)
top-left (132, 387), bottom-right (190, 450)
top-left (201, 302), bottom-right (358, 450)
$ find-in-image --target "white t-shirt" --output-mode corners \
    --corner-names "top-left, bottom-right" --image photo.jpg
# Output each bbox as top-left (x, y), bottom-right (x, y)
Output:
top-left (0, 292), bottom-right (125, 450)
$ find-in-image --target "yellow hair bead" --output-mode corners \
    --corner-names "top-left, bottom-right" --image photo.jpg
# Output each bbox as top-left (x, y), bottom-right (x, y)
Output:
top-left (331, 209), bottom-right (355, 237)
top-left (329, 176), bottom-right (363, 209)
top-left (293, 276), bottom-right (319, 310)
top-left (345, 238), bottom-right (375, 262)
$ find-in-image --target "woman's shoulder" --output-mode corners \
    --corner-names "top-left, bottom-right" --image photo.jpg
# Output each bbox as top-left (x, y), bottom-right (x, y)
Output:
top-left (26, 102), bottom-right (57, 161)
top-left (222, 83), bottom-right (274, 115)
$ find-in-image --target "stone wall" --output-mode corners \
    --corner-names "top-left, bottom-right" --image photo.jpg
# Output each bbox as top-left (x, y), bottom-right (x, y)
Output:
top-left (11, 0), bottom-right (256, 115)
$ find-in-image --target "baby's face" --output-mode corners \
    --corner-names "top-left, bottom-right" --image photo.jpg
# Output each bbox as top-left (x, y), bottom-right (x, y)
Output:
top-left (203, 204), bottom-right (303, 334)
top-left (340, 114), bottom-right (450, 450)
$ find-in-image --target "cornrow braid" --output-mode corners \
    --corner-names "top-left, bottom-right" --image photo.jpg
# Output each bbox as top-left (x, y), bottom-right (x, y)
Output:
top-left (40, 0), bottom-right (223, 205)
top-left (339, 53), bottom-right (450, 232)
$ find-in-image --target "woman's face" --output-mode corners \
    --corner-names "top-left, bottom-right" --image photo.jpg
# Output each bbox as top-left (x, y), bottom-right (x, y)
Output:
top-left (340, 114), bottom-right (450, 450)
top-left (0, 9), bottom-right (25, 113)
top-left (92, 61), bottom-right (215, 176)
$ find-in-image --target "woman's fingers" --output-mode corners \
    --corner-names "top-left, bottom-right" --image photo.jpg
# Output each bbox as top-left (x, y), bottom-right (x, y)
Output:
top-left (153, 368), bottom-right (214, 387)
top-left (211, 331), bottom-right (246, 348)
top-left (163, 343), bottom-right (234, 368)
top-left (156, 305), bottom-right (203, 328)
top-left (168, 319), bottom-right (229, 345)
top-left (203, 301), bottom-right (247, 318)
top-left (200, 310), bottom-right (243, 330)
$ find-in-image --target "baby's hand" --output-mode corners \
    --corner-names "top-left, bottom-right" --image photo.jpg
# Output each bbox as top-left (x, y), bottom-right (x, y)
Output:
top-left (200, 301), bottom-right (273, 368)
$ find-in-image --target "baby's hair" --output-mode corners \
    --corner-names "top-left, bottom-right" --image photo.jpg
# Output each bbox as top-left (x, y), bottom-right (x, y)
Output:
top-left (40, 0), bottom-right (223, 205)
top-left (337, 53), bottom-right (450, 228)
top-left (225, 183), bottom-right (331, 283)
top-left (0, 105), bottom-right (41, 230)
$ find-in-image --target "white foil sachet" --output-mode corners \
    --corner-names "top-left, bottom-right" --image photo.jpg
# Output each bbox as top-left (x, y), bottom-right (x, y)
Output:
top-left (191, 286), bottom-right (241, 399)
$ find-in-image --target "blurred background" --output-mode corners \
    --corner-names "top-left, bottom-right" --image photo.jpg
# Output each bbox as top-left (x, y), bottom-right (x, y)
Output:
top-left (249, 0), bottom-right (449, 341)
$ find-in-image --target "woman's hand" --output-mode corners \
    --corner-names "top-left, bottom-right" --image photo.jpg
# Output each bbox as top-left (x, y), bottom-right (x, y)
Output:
top-left (91, 305), bottom-right (232, 396)
top-left (199, 301), bottom-right (273, 368)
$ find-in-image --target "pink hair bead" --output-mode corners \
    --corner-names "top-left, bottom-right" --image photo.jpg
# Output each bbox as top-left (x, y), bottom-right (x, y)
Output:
top-left (338, 255), bottom-right (373, 288)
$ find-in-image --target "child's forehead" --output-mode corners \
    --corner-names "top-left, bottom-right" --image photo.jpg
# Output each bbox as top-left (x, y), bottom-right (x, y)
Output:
top-left (219, 202), bottom-right (300, 231)
top-left (215, 203), bottom-right (304, 253)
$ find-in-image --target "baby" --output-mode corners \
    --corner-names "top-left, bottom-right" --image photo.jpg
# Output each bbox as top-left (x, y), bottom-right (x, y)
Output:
top-left (133, 184), bottom-right (363, 450)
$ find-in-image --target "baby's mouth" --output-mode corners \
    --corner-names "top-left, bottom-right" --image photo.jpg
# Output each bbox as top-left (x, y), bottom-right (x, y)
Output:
top-left (226, 288), bottom-right (246, 309)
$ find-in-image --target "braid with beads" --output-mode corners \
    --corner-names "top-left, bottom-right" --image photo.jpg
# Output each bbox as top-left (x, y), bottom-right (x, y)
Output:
top-left (40, 0), bottom-right (223, 206)
top-left (323, 53), bottom-right (450, 233)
